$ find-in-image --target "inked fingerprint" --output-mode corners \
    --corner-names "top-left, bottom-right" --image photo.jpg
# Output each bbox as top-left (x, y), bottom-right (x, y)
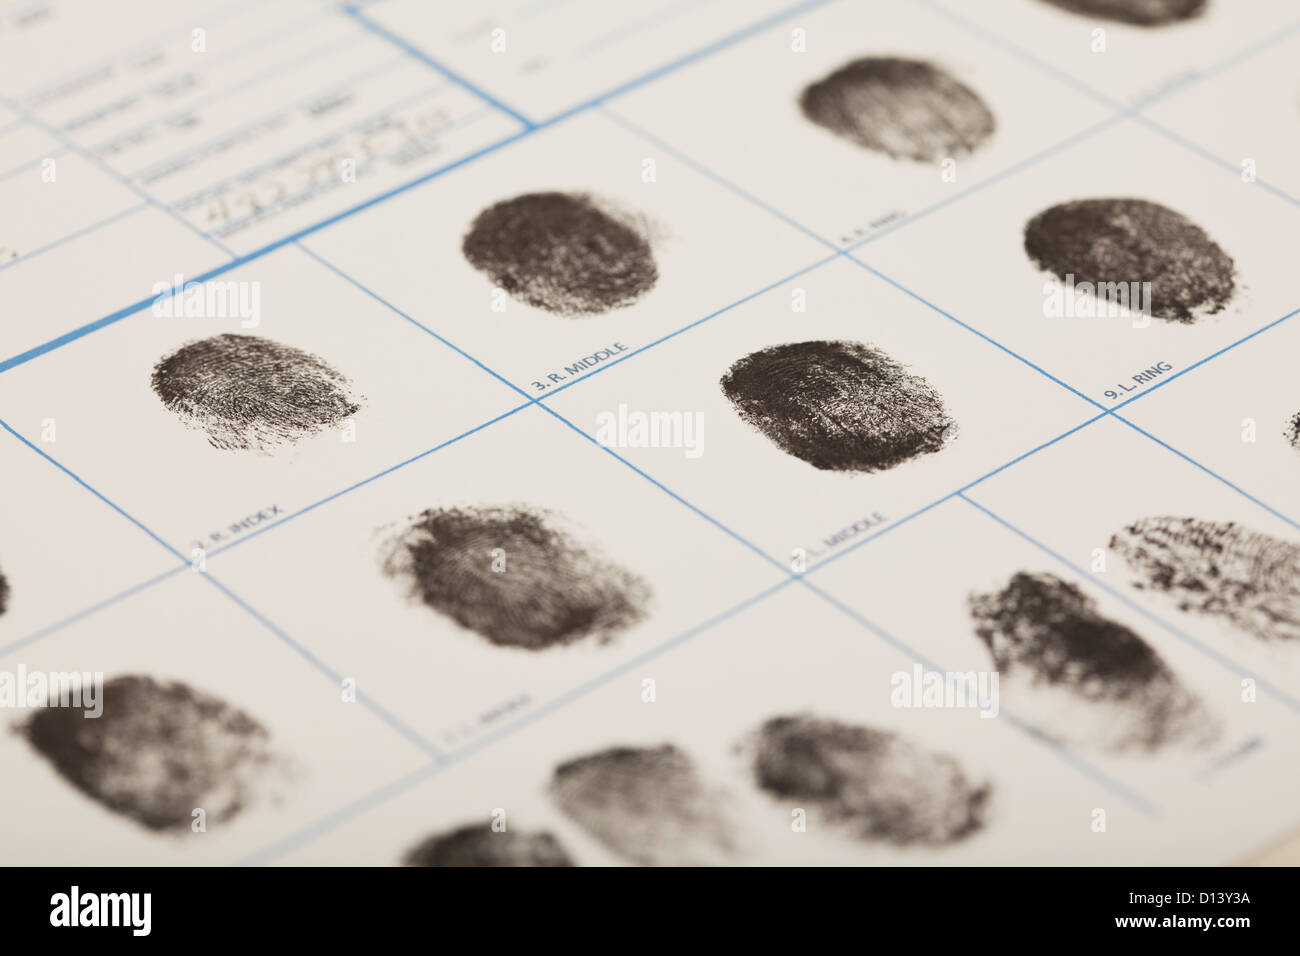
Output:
top-left (721, 340), bottom-right (953, 473)
top-left (462, 192), bottom-right (658, 316)
top-left (1024, 198), bottom-right (1236, 324)
top-left (1111, 517), bottom-right (1300, 642)
top-left (150, 333), bottom-right (362, 453)
top-left (550, 744), bottom-right (736, 865)
top-left (1034, 0), bottom-right (1207, 27)
top-left (403, 825), bottom-right (575, 867)
top-left (969, 572), bottom-right (1216, 750)
top-left (0, 565), bottom-right (8, 617)
top-left (20, 675), bottom-right (285, 831)
top-left (799, 57), bottom-right (995, 163)
top-left (380, 505), bottom-right (650, 651)
top-left (748, 715), bottom-right (988, 846)
top-left (1285, 411), bottom-right (1300, 452)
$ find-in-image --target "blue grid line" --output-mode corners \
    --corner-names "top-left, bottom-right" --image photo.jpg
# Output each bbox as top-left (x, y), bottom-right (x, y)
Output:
top-left (240, 575), bottom-right (799, 865)
top-left (958, 491), bottom-right (1300, 716)
top-left (1127, 111), bottom-right (1300, 209)
top-left (4, 0), bottom-right (1297, 863)
top-left (201, 573), bottom-right (445, 762)
top-left (0, 416), bottom-right (185, 560)
top-left (0, 562), bottom-right (190, 661)
top-left (805, 410), bottom-right (1110, 576)
top-left (0, 93), bottom-right (237, 260)
top-left (1111, 306), bottom-right (1300, 413)
top-left (0, 127), bottom-right (533, 373)
top-left (797, 576), bottom-right (1161, 816)
top-left (167, 79), bottom-right (458, 210)
top-left (0, 201), bottom-right (149, 276)
top-left (6, 0), bottom-right (1291, 671)
top-left (206, 401), bottom-right (535, 560)
top-left (201, 104), bottom-right (500, 237)
top-left (343, 4), bottom-right (538, 130)
top-left (295, 241), bottom-right (539, 400)
top-left (0, 145), bottom-right (69, 182)
top-left (0, 0), bottom-right (842, 376)
top-left (7, 94), bottom-right (1292, 727)
top-left (83, 20), bottom-right (372, 158)
top-left (574, 0), bottom-right (719, 59)
top-left (0, 422), bottom-right (446, 761)
top-left (292, 247), bottom-right (1174, 819)
top-left (905, 3), bottom-right (1300, 571)
top-left (536, 0), bottom-right (840, 127)
top-left (598, 104), bottom-right (840, 252)
top-left (923, 0), bottom-right (1300, 211)
top-left (201, 240), bottom-right (1176, 826)
top-left (539, 250), bottom-right (842, 399)
top-left (1130, 17), bottom-right (1300, 110)
top-left (125, 54), bottom-right (410, 184)
top-left (846, 113), bottom-right (1127, 253)
top-left (596, 0), bottom-right (1300, 428)
top-left (1109, 411), bottom-right (1300, 535)
top-left (15, 0), bottom-right (267, 104)
top-left (534, 401), bottom-right (792, 575)
top-left (0, 401), bottom-right (537, 656)
top-left (843, 253), bottom-right (1107, 413)
top-left (0, 95), bottom-right (236, 260)
top-left (298, 240), bottom-right (791, 577)
top-left (919, 0), bottom-right (1119, 113)
top-left (598, 90), bottom-right (1118, 425)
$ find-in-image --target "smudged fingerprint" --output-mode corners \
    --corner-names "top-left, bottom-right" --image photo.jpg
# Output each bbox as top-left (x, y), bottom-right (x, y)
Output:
top-left (1285, 411), bottom-right (1300, 453)
top-left (380, 505), bottom-right (650, 651)
top-left (1034, 0), bottom-right (1207, 27)
top-left (19, 675), bottom-right (286, 831)
top-left (550, 745), bottom-right (737, 865)
top-left (1112, 517), bottom-right (1300, 643)
top-left (403, 825), bottom-right (575, 867)
top-left (0, 565), bottom-right (8, 617)
top-left (151, 333), bottom-right (362, 453)
top-left (748, 715), bottom-right (988, 846)
top-left (799, 57), bottom-right (995, 163)
top-left (1024, 198), bottom-right (1236, 324)
top-left (462, 192), bottom-right (658, 316)
top-left (721, 340), bottom-right (954, 473)
top-left (969, 572), bottom-right (1217, 750)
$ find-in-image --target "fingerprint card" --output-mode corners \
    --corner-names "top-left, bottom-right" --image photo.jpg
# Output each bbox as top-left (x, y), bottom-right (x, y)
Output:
top-left (2, 0), bottom-right (1300, 878)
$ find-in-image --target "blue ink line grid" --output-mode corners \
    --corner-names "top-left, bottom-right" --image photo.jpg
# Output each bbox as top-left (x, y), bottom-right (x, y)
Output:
top-left (1, 0), bottom-right (1300, 873)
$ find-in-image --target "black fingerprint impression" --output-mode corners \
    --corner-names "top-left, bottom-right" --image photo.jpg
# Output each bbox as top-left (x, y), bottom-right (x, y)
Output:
top-left (462, 192), bottom-right (658, 316)
top-left (380, 505), bottom-right (650, 651)
top-left (970, 572), bottom-right (1215, 750)
top-left (20, 675), bottom-right (284, 831)
top-left (550, 744), bottom-right (737, 866)
top-left (151, 333), bottom-right (362, 453)
top-left (1024, 198), bottom-right (1236, 324)
top-left (1112, 517), bottom-right (1300, 642)
top-left (0, 565), bottom-right (8, 617)
top-left (1035, 0), bottom-right (1207, 27)
top-left (721, 340), bottom-right (953, 473)
top-left (404, 825), bottom-right (574, 867)
top-left (749, 715), bottom-right (988, 846)
top-left (800, 57), bottom-right (995, 163)
top-left (1284, 411), bottom-right (1300, 453)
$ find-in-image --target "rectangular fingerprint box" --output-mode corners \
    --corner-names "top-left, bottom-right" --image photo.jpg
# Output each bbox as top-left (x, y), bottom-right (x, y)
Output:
top-left (1, 0), bottom-right (1300, 868)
